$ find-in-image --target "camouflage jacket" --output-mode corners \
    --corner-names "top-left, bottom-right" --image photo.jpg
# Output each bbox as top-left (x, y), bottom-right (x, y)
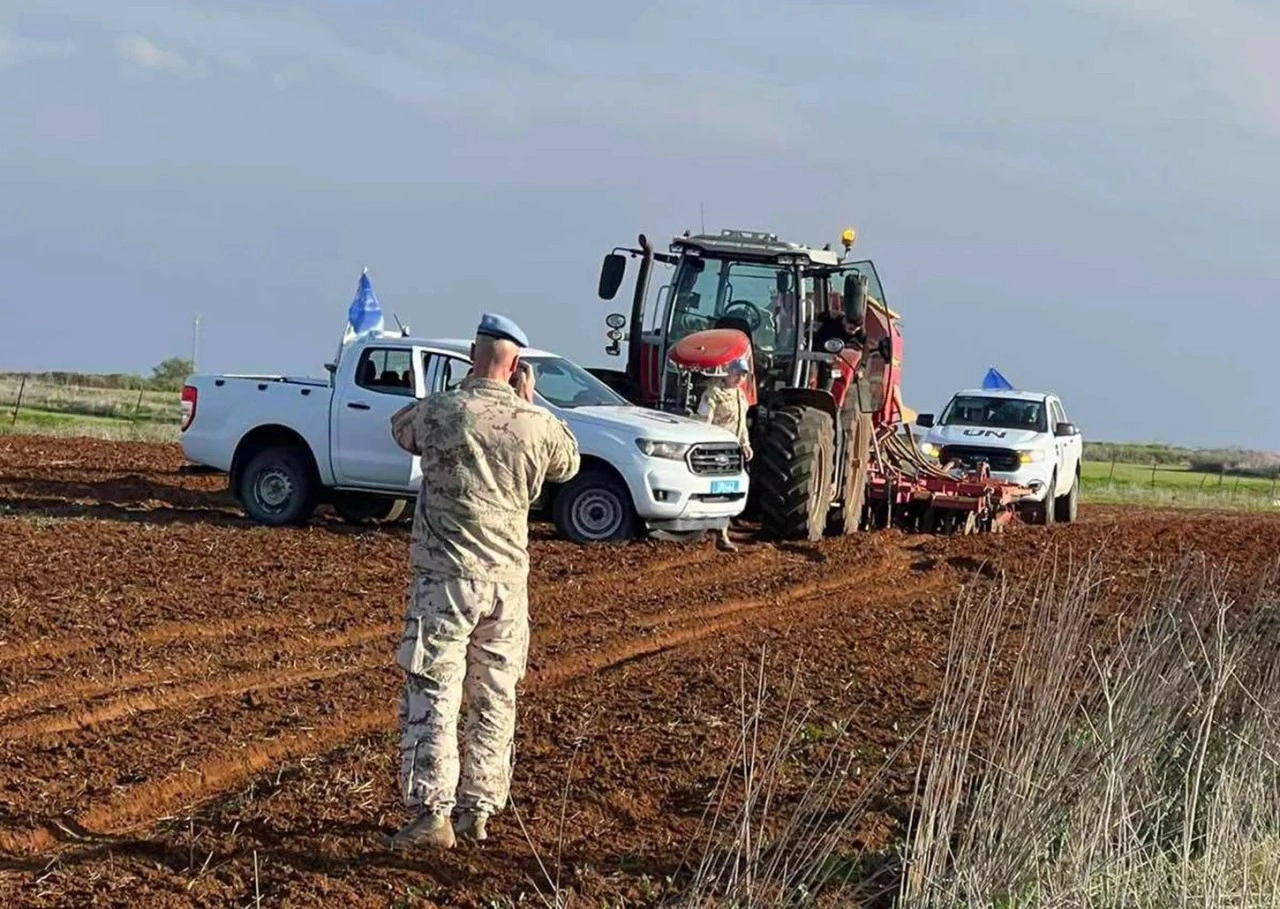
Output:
top-left (697, 383), bottom-right (750, 449)
top-left (390, 376), bottom-right (580, 582)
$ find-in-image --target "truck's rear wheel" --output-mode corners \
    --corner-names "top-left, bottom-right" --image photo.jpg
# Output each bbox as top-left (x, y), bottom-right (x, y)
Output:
top-left (1055, 468), bottom-right (1079, 524)
top-left (552, 467), bottom-right (637, 544)
top-left (332, 492), bottom-right (407, 525)
top-left (237, 446), bottom-right (318, 527)
top-left (758, 406), bottom-right (834, 542)
top-left (829, 410), bottom-right (872, 535)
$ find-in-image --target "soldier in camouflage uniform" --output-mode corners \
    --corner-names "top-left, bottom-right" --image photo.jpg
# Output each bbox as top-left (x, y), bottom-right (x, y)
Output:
top-left (385, 313), bottom-right (580, 850)
top-left (696, 356), bottom-right (753, 552)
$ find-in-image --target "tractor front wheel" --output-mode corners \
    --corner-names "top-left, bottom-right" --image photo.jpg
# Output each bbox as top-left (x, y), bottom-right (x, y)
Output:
top-left (758, 406), bottom-right (835, 542)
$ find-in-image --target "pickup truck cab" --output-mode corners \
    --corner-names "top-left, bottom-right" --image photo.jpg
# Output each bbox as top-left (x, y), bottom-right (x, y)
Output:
top-left (914, 388), bottom-right (1083, 524)
top-left (179, 334), bottom-right (750, 543)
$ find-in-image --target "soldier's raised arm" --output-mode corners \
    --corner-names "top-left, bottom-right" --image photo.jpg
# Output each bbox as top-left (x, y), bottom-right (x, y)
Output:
top-left (543, 414), bottom-right (580, 484)
top-left (390, 400), bottom-right (426, 455)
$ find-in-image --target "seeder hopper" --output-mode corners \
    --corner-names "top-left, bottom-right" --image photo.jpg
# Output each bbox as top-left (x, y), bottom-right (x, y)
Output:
top-left (587, 226), bottom-right (1030, 541)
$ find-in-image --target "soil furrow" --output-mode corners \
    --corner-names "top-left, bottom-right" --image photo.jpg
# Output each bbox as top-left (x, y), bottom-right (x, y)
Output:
top-left (14, 563), bottom-right (948, 846)
top-left (0, 624), bottom-right (397, 722)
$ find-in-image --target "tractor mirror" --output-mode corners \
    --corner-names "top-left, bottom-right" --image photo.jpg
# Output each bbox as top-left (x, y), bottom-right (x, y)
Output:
top-left (843, 273), bottom-right (868, 325)
top-left (776, 271), bottom-right (791, 294)
top-left (876, 336), bottom-right (892, 361)
top-left (599, 253), bottom-right (626, 300)
top-left (916, 413), bottom-right (935, 428)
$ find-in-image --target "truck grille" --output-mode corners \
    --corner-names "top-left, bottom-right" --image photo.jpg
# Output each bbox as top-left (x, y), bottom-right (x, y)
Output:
top-left (938, 445), bottom-right (1021, 473)
top-left (688, 443), bottom-right (743, 476)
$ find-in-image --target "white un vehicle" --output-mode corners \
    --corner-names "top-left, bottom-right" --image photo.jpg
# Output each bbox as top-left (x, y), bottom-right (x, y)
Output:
top-left (179, 335), bottom-right (749, 544)
top-left (913, 388), bottom-right (1083, 525)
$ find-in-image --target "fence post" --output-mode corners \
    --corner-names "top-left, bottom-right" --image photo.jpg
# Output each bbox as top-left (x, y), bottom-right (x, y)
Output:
top-left (1107, 455), bottom-right (1116, 487)
top-left (130, 387), bottom-right (145, 432)
top-left (9, 374), bottom-right (26, 426)
top-left (1151, 458), bottom-right (1157, 488)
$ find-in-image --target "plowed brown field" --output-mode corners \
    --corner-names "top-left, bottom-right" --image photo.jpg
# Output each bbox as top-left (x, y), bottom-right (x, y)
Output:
top-left (1, 435), bottom-right (1277, 907)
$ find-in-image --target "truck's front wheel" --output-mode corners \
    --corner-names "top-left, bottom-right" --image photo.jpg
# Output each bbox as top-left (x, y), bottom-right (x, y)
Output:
top-left (238, 446), bottom-right (318, 527)
top-left (552, 467), bottom-right (637, 544)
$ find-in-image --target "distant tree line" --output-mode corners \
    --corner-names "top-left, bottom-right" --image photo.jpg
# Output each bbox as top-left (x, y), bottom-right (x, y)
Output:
top-left (0, 358), bottom-right (194, 393)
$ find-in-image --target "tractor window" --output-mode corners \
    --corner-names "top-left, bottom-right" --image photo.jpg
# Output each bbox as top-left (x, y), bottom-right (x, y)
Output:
top-left (939, 395), bottom-right (1047, 432)
top-left (667, 256), bottom-right (798, 354)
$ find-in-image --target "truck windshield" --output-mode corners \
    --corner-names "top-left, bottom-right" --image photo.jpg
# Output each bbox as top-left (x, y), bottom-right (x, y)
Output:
top-left (525, 356), bottom-right (628, 409)
top-left (939, 395), bottom-right (1047, 432)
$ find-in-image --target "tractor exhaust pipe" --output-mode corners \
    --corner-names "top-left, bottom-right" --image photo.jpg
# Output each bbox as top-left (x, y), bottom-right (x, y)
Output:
top-left (627, 233), bottom-right (654, 385)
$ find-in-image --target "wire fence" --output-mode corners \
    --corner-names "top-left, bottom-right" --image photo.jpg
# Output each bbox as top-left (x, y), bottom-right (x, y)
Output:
top-left (0, 375), bottom-right (181, 443)
top-left (1084, 454), bottom-right (1280, 510)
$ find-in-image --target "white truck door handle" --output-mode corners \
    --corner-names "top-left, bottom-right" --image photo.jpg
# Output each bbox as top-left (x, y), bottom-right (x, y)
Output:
top-left (347, 402), bottom-right (371, 411)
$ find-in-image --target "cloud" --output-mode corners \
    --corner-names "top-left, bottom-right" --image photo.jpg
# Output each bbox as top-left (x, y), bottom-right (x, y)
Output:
top-left (114, 34), bottom-right (201, 75)
top-left (1075, 0), bottom-right (1280, 137)
top-left (0, 25), bottom-right (77, 67)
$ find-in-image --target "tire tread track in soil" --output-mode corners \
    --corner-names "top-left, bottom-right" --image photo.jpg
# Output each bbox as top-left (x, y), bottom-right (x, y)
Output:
top-left (0, 659), bottom-right (383, 742)
top-left (9, 558), bottom-right (953, 848)
top-left (0, 624), bottom-right (397, 722)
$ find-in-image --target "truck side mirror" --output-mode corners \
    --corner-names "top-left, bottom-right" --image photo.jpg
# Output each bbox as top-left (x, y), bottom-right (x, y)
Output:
top-left (1054, 422), bottom-right (1077, 437)
top-left (843, 273), bottom-right (868, 326)
top-left (599, 253), bottom-right (626, 300)
top-left (916, 413), bottom-right (935, 428)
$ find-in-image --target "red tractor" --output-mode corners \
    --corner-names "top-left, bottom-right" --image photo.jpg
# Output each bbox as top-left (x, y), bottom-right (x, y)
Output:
top-left (589, 227), bottom-right (1027, 541)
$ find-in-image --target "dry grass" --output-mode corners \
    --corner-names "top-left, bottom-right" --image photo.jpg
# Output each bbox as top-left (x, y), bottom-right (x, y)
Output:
top-left (667, 552), bottom-right (1280, 907)
top-left (902, 551), bottom-right (1280, 907)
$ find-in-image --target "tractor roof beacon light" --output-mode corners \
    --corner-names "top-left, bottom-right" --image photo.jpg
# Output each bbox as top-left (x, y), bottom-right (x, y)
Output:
top-left (841, 228), bottom-right (857, 251)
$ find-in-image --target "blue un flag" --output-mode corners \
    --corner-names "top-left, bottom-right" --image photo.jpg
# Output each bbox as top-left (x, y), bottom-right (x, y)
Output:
top-left (346, 269), bottom-right (384, 337)
top-left (982, 367), bottom-right (1013, 391)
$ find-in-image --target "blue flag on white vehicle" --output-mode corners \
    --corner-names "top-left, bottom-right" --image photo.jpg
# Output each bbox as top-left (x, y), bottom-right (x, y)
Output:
top-left (982, 367), bottom-right (1014, 391)
top-left (343, 268), bottom-right (384, 343)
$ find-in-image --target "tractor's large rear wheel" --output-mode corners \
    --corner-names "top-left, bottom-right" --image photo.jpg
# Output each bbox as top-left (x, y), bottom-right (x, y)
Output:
top-left (758, 406), bottom-right (834, 542)
top-left (830, 410), bottom-right (873, 535)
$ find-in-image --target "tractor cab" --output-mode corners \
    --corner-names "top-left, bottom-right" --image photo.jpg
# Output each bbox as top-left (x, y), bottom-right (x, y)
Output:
top-left (593, 228), bottom-right (898, 425)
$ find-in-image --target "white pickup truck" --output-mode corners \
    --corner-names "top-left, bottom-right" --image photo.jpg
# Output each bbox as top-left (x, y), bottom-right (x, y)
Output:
top-left (913, 388), bottom-right (1084, 525)
top-left (178, 334), bottom-right (749, 543)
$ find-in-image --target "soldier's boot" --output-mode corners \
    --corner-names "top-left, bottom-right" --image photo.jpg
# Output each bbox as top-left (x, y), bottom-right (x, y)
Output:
top-left (455, 810), bottom-right (490, 842)
top-left (385, 812), bottom-right (455, 850)
top-left (715, 527), bottom-right (738, 552)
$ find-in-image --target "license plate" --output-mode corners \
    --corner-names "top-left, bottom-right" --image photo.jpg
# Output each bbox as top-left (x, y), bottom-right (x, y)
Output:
top-left (710, 479), bottom-right (740, 494)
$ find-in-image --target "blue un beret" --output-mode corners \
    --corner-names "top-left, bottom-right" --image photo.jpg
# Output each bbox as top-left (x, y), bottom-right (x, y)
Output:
top-left (476, 312), bottom-right (529, 348)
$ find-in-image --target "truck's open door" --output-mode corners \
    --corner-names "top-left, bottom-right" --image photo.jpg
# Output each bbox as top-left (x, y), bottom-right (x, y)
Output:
top-left (331, 343), bottom-right (426, 493)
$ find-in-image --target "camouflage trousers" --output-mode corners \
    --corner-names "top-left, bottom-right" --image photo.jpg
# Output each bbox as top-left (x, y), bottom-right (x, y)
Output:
top-left (396, 572), bottom-right (530, 817)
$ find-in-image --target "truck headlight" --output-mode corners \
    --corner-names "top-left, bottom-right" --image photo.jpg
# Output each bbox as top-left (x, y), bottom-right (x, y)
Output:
top-left (1018, 449), bottom-right (1045, 464)
top-left (918, 441), bottom-right (939, 458)
top-left (636, 439), bottom-right (691, 460)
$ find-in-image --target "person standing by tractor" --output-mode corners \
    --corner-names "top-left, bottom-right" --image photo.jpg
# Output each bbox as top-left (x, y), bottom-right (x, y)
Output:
top-left (696, 357), bottom-right (753, 552)
top-left (385, 313), bottom-right (580, 850)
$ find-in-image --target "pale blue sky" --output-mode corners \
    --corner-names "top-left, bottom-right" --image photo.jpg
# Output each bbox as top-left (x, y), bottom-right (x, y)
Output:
top-left (1, 0), bottom-right (1276, 448)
